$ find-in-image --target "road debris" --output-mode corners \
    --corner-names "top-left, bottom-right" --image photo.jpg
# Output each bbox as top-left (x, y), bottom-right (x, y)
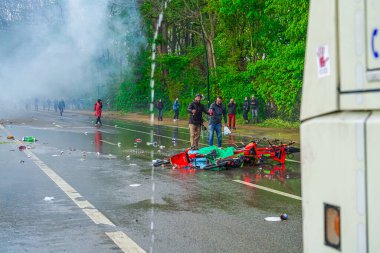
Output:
top-left (44, 196), bottom-right (55, 201)
top-left (129, 184), bottom-right (141, 187)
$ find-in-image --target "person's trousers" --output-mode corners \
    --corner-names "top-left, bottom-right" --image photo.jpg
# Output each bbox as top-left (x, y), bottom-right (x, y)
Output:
top-left (243, 110), bottom-right (249, 121)
top-left (228, 114), bottom-right (236, 129)
top-left (174, 109), bottom-right (179, 119)
top-left (189, 124), bottom-right (201, 148)
top-left (209, 123), bottom-right (222, 147)
top-left (158, 110), bottom-right (163, 120)
top-left (96, 116), bottom-right (102, 125)
top-left (251, 108), bottom-right (258, 123)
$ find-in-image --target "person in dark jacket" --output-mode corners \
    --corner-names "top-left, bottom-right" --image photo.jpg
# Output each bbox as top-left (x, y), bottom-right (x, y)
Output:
top-left (156, 99), bottom-right (164, 121)
top-left (58, 99), bottom-right (65, 116)
top-left (250, 95), bottom-right (259, 124)
top-left (187, 94), bottom-right (209, 149)
top-left (243, 96), bottom-right (250, 124)
top-left (209, 96), bottom-right (227, 147)
top-left (227, 98), bottom-right (237, 130)
top-left (173, 97), bottom-right (179, 121)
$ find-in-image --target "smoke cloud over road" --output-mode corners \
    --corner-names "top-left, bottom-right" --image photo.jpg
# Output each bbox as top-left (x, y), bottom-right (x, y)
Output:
top-left (0, 0), bottom-right (145, 109)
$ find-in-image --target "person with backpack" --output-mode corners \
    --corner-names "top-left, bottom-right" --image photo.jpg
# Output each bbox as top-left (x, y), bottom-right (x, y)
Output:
top-left (94, 99), bottom-right (103, 126)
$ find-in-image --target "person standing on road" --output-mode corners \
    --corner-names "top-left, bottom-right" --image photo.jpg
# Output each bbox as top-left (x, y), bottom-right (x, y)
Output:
top-left (58, 99), bottom-right (65, 116)
top-left (250, 95), bottom-right (259, 124)
top-left (34, 98), bottom-right (39, 111)
top-left (243, 96), bottom-right (250, 124)
top-left (156, 99), bottom-right (164, 121)
top-left (209, 96), bottom-right (227, 147)
top-left (173, 97), bottom-right (179, 121)
top-left (187, 94), bottom-right (209, 149)
top-left (227, 98), bottom-right (237, 130)
top-left (94, 99), bottom-right (103, 126)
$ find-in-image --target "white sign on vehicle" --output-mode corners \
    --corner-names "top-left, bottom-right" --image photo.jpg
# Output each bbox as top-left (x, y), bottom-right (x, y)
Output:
top-left (317, 45), bottom-right (330, 78)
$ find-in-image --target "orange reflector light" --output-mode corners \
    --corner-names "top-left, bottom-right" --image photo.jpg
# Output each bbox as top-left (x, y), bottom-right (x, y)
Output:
top-left (325, 203), bottom-right (341, 250)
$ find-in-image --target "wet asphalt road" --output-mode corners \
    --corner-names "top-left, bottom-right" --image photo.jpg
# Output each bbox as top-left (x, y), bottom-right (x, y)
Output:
top-left (0, 109), bottom-right (302, 253)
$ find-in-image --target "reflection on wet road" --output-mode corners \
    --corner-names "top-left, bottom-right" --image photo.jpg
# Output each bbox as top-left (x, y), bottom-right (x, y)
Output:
top-left (0, 110), bottom-right (302, 253)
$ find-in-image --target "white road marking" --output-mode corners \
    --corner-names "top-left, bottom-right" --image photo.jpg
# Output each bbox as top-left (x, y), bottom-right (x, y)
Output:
top-left (106, 231), bottom-right (147, 253)
top-left (0, 124), bottom-right (146, 253)
top-left (100, 140), bottom-right (118, 146)
top-left (233, 180), bottom-right (302, 201)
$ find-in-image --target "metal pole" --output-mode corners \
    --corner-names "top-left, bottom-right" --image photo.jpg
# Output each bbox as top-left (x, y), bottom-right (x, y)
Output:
top-left (200, 29), bottom-right (210, 108)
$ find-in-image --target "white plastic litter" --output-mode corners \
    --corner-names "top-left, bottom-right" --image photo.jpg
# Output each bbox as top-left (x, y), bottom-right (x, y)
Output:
top-left (129, 184), bottom-right (141, 187)
top-left (117, 142), bottom-right (121, 147)
top-left (84, 132), bottom-right (88, 135)
top-left (264, 217), bottom-right (282, 222)
top-left (44, 196), bottom-right (55, 201)
top-left (51, 154), bottom-right (59, 157)
top-left (129, 164), bottom-right (137, 166)
top-left (223, 126), bottom-right (231, 135)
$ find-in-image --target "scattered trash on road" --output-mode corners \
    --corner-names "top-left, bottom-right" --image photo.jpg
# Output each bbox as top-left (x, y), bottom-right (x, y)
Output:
top-left (84, 132), bottom-right (88, 135)
top-left (264, 217), bottom-right (281, 222)
top-left (52, 154), bottom-right (59, 157)
top-left (129, 163), bottom-right (137, 166)
top-left (7, 136), bottom-right (15, 140)
top-left (265, 213), bottom-right (289, 222)
top-left (44, 196), bottom-right (55, 201)
top-left (129, 184), bottom-right (141, 187)
top-left (19, 160), bottom-right (25, 163)
top-left (18, 145), bottom-right (26, 151)
top-left (22, 136), bottom-right (36, 142)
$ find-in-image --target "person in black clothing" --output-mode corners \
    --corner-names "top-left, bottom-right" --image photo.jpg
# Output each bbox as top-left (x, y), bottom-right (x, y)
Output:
top-left (58, 99), bottom-right (65, 116)
top-left (250, 95), bottom-right (259, 124)
top-left (209, 96), bottom-right (227, 147)
top-left (187, 94), bottom-right (210, 149)
top-left (243, 96), bottom-right (250, 124)
top-left (156, 99), bottom-right (164, 121)
top-left (227, 98), bottom-right (237, 130)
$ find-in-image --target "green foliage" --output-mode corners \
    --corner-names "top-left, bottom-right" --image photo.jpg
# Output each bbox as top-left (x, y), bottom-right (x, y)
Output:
top-left (112, 0), bottom-right (309, 126)
top-left (256, 118), bottom-right (301, 129)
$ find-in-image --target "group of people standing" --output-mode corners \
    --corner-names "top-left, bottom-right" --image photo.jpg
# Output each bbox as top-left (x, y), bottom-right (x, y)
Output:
top-left (153, 94), bottom-right (260, 149)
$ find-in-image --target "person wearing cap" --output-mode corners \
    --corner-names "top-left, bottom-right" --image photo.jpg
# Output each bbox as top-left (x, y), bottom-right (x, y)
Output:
top-left (187, 94), bottom-right (209, 149)
top-left (209, 96), bottom-right (227, 147)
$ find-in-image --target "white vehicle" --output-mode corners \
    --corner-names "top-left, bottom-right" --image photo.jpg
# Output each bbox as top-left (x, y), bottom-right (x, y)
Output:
top-left (301, 0), bottom-right (380, 252)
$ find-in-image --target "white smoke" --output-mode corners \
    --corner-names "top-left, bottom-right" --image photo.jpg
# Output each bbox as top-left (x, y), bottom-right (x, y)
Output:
top-left (0, 0), bottom-right (145, 109)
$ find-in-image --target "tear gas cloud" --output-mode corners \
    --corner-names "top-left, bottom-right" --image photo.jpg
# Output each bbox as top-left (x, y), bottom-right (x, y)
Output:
top-left (0, 0), bottom-right (145, 110)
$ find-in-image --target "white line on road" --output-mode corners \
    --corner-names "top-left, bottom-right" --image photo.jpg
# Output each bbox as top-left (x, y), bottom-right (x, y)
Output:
top-left (0, 124), bottom-right (146, 253)
top-left (233, 180), bottom-right (302, 201)
top-left (106, 232), bottom-right (146, 253)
